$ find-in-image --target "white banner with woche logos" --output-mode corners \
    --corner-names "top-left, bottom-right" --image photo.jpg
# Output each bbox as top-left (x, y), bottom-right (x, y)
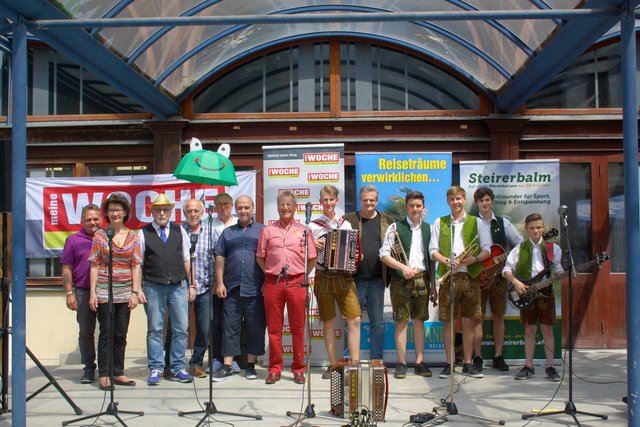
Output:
top-left (263, 144), bottom-right (346, 367)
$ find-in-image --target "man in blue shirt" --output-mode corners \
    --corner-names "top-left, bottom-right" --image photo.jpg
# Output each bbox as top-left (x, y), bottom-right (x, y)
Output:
top-left (212, 195), bottom-right (266, 381)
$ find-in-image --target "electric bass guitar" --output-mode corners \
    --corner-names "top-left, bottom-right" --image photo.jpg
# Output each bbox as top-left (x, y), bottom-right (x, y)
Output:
top-left (507, 252), bottom-right (609, 310)
top-left (478, 227), bottom-right (559, 289)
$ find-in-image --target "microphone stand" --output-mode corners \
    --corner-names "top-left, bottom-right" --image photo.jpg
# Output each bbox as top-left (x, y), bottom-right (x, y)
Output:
top-left (286, 206), bottom-right (336, 426)
top-left (64, 228), bottom-right (143, 426)
top-left (428, 216), bottom-right (504, 426)
top-left (179, 206), bottom-right (261, 425)
top-left (522, 209), bottom-right (608, 425)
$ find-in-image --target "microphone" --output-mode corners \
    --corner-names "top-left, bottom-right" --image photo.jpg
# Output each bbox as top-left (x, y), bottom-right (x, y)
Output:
top-left (208, 203), bottom-right (215, 215)
top-left (189, 233), bottom-right (199, 255)
top-left (106, 226), bottom-right (115, 240)
top-left (558, 204), bottom-right (568, 227)
top-left (557, 205), bottom-right (568, 217)
top-left (305, 201), bottom-right (312, 224)
top-left (277, 264), bottom-right (289, 284)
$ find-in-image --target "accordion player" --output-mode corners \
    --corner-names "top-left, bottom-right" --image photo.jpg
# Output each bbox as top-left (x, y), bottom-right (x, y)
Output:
top-left (316, 229), bottom-right (361, 274)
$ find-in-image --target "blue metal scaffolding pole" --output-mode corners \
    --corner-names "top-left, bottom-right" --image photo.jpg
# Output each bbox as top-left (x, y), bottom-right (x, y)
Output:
top-left (622, 6), bottom-right (639, 426)
top-left (10, 18), bottom-right (27, 427)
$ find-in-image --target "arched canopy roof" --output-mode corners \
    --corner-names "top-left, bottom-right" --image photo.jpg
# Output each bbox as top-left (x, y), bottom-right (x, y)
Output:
top-left (0, 0), bottom-right (638, 117)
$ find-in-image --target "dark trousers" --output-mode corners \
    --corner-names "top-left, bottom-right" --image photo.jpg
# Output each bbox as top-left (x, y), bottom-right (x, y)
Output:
top-left (221, 288), bottom-right (266, 357)
top-left (75, 287), bottom-right (97, 370)
top-left (97, 302), bottom-right (131, 378)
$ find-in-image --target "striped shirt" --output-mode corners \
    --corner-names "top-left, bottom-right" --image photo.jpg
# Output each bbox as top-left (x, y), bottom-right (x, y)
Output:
top-left (88, 228), bottom-right (142, 304)
top-left (182, 222), bottom-right (212, 296)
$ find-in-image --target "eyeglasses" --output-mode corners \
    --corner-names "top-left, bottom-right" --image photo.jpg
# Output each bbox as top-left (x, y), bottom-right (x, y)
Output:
top-left (108, 209), bottom-right (124, 214)
top-left (153, 207), bottom-right (172, 213)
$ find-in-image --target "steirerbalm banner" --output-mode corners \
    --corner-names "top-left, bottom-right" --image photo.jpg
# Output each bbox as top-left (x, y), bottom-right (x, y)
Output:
top-left (355, 152), bottom-right (452, 364)
top-left (460, 159), bottom-right (561, 362)
top-left (26, 172), bottom-right (256, 258)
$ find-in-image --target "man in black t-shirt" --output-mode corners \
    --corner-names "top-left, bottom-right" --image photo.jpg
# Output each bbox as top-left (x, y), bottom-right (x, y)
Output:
top-left (343, 185), bottom-right (393, 361)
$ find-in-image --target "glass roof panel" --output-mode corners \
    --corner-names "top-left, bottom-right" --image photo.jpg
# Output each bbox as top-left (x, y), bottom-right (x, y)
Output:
top-left (97, 0), bottom-right (204, 55)
top-left (50, 0), bottom-right (588, 98)
top-left (465, 0), bottom-right (580, 49)
top-left (53, 0), bottom-right (122, 19)
top-left (159, 21), bottom-right (508, 96)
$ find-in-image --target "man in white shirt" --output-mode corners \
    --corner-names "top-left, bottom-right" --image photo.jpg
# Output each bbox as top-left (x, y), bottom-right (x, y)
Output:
top-left (380, 191), bottom-right (436, 379)
top-left (309, 185), bottom-right (361, 379)
top-left (473, 187), bottom-right (524, 372)
top-left (429, 186), bottom-right (491, 379)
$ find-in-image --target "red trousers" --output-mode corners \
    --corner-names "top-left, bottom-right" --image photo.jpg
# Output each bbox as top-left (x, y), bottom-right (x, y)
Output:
top-left (263, 273), bottom-right (308, 375)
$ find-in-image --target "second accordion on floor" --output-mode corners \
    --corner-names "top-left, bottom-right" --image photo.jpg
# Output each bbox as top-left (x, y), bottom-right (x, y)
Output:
top-left (316, 229), bottom-right (361, 274)
top-left (329, 359), bottom-right (388, 422)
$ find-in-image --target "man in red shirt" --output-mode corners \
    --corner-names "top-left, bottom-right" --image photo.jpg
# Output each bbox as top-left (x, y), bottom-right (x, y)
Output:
top-left (257, 190), bottom-right (316, 385)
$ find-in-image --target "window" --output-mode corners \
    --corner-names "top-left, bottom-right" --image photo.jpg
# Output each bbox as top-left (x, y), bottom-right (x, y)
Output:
top-left (608, 162), bottom-right (626, 272)
top-left (340, 43), bottom-right (479, 111)
top-left (559, 163), bottom-right (592, 266)
top-left (26, 47), bottom-right (145, 115)
top-left (193, 43), bottom-right (330, 113)
top-left (192, 41), bottom-right (480, 114)
top-left (526, 41), bottom-right (639, 109)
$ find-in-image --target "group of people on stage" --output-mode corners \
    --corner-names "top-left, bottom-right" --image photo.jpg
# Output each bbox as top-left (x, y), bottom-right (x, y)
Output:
top-left (61, 183), bottom-right (562, 389)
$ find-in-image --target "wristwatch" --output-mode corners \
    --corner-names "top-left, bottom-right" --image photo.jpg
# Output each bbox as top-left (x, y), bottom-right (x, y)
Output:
top-left (131, 290), bottom-right (140, 295)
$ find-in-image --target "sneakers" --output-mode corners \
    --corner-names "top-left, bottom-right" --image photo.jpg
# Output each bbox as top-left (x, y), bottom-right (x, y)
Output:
top-left (322, 366), bottom-right (331, 380)
top-left (147, 369), bottom-right (162, 385)
top-left (80, 367), bottom-right (95, 384)
top-left (415, 362), bottom-right (432, 377)
top-left (212, 365), bottom-right (234, 382)
top-left (515, 366), bottom-right (535, 380)
top-left (206, 359), bottom-right (223, 373)
top-left (171, 369), bottom-right (193, 383)
top-left (439, 365), bottom-right (452, 379)
top-left (545, 366), bottom-right (560, 382)
top-left (245, 364), bottom-right (258, 380)
top-left (472, 356), bottom-right (483, 372)
top-left (231, 360), bottom-right (241, 373)
top-left (394, 363), bottom-right (408, 379)
top-left (492, 356), bottom-right (510, 372)
top-left (190, 365), bottom-right (207, 378)
top-left (462, 363), bottom-right (484, 378)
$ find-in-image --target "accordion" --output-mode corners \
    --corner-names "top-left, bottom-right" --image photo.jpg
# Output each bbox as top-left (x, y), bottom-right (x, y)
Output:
top-left (330, 360), bottom-right (388, 421)
top-left (316, 229), bottom-right (360, 274)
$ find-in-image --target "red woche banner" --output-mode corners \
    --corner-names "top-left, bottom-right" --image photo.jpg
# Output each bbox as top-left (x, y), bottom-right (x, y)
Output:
top-left (43, 183), bottom-right (223, 233)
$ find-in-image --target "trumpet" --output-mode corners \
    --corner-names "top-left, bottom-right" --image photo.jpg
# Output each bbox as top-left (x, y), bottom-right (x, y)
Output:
top-left (438, 235), bottom-right (479, 284)
top-left (389, 224), bottom-right (410, 267)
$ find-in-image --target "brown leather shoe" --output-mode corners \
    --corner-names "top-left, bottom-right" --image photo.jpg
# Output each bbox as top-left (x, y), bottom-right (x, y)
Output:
top-left (265, 373), bottom-right (281, 384)
top-left (190, 366), bottom-right (207, 378)
top-left (293, 372), bottom-right (305, 384)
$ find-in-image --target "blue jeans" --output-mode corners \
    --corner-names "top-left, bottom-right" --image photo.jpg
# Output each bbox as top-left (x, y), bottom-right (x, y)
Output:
top-left (189, 290), bottom-right (211, 366)
top-left (356, 278), bottom-right (385, 360)
top-left (144, 281), bottom-right (189, 373)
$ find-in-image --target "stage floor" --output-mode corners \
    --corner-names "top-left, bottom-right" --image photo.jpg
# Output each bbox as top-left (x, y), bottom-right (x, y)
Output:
top-left (5, 348), bottom-right (628, 426)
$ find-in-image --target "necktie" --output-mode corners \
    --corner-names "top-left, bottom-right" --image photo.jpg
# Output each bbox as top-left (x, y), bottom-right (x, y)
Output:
top-left (160, 226), bottom-right (168, 243)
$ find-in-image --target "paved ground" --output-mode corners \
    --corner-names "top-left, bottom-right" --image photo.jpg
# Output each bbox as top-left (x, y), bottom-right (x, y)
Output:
top-left (0, 349), bottom-right (629, 426)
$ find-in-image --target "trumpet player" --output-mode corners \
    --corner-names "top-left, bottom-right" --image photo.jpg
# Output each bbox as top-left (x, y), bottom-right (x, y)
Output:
top-left (429, 186), bottom-right (491, 379)
top-left (380, 191), bottom-right (437, 379)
